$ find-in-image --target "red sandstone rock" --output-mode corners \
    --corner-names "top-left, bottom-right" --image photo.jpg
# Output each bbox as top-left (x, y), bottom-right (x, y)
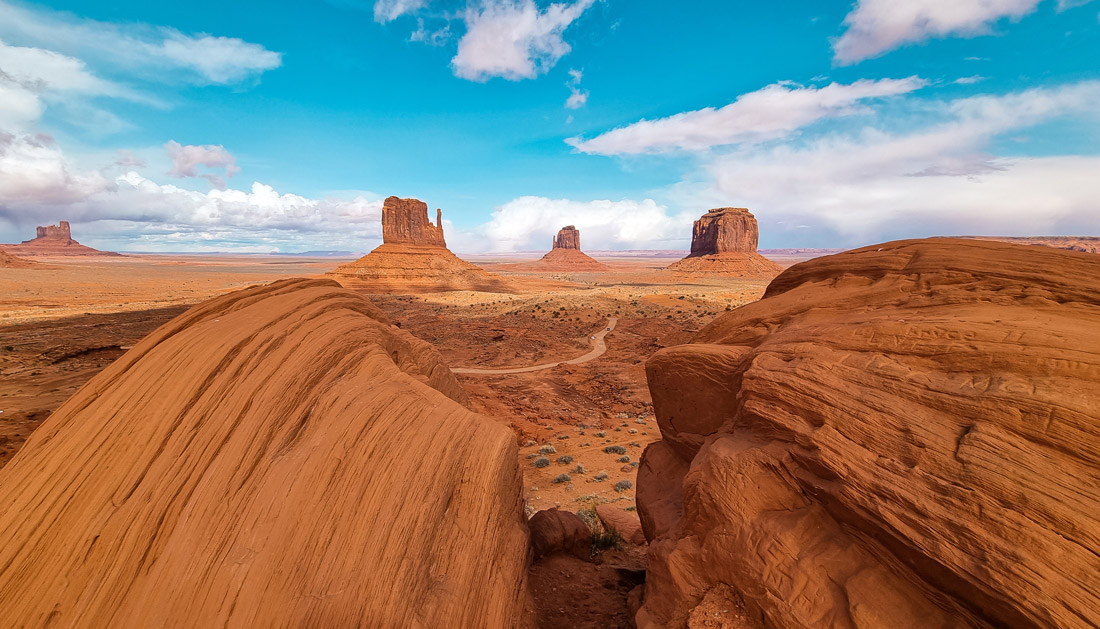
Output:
top-left (529, 508), bottom-right (593, 560)
top-left (0, 278), bottom-right (528, 626)
top-left (637, 238), bottom-right (1100, 628)
top-left (1, 221), bottom-right (118, 257)
top-left (329, 197), bottom-right (509, 292)
top-left (595, 505), bottom-right (646, 546)
top-left (554, 225), bottom-right (581, 250)
top-left (667, 208), bottom-right (780, 277)
top-left (381, 196), bottom-right (446, 247)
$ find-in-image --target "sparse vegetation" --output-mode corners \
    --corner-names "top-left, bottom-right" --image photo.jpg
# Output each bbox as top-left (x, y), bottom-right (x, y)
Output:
top-left (557, 455), bottom-right (574, 464)
top-left (591, 527), bottom-right (622, 552)
top-left (573, 464), bottom-right (586, 474)
top-left (594, 471), bottom-right (609, 481)
top-left (617, 455), bottom-right (630, 463)
top-left (595, 431), bottom-right (606, 437)
top-left (533, 457), bottom-right (550, 468)
top-left (604, 445), bottom-right (626, 454)
top-left (552, 473), bottom-right (571, 484)
top-left (615, 480), bottom-right (634, 492)
top-left (538, 444), bottom-right (557, 455)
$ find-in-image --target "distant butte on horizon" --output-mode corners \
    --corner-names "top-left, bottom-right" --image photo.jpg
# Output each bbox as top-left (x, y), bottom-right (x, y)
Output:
top-left (667, 207), bottom-right (783, 277)
top-left (1, 221), bottom-right (119, 257)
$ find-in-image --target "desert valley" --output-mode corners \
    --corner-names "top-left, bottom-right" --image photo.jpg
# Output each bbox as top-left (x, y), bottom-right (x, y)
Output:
top-left (2, 0), bottom-right (1100, 627)
top-left (2, 199), bottom-right (1099, 627)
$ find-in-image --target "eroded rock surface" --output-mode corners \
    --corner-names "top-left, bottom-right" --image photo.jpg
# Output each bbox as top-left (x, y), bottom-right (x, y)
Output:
top-left (530, 508), bottom-right (593, 560)
top-left (638, 238), bottom-right (1100, 628)
top-left (0, 278), bottom-right (528, 627)
top-left (330, 197), bottom-right (509, 292)
top-left (667, 208), bottom-right (780, 277)
top-left (554, 225), bottom-right (581, 250)
top-left (0, 250), bottom-right (37, 268)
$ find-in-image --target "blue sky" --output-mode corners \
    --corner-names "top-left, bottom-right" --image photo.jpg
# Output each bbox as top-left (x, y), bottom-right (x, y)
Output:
top-left (0, 0), bottom-right (1098, 252)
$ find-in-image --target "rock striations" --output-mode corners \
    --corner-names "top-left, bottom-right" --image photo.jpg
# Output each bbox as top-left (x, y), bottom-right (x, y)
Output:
top-left (1, 221), bottom-right (119, 257)
top-left (0, 278), bottom-right (528, 627)
top-left (636, 238), bottom-right (1100, 628)
top-left (667, 208), bottom-right (781, 277)
top-left (330, 196), bottom-right (508, 292)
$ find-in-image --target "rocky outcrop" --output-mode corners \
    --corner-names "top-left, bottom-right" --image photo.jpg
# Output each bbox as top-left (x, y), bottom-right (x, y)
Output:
top-left (554, 225), bottom-right (581, 250)
top-left (329, 197), bottom-right (509, 292)
top-left (0, 278), bottom-right (528, 627)
top-left (962, 235), bottom-right (1100, 254)
top-left (637, 238), bottom-right (1100, 628)
top-left (667, 208), bottom-right (780, 277)
top-left (595, 505), bottom-right (646, 546)
top-left (381, 197), bottom-right (447, 247)
top-left (529, 508), bottom-right (593, 560)
top-left (1, 221), bottom-right (119, 257)
top-left (506, 226), bottom-right (609, 272)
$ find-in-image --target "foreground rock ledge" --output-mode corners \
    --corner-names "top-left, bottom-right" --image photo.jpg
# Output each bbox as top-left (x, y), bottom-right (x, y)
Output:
top-left (0, 278), bottom-right (528, 627)
top-left (638, 238), bottom-right (1100, 628)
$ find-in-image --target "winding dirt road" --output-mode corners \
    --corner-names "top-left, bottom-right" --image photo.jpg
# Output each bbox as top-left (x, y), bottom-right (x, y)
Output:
top-left (452, 318), bottom-right (618, 375)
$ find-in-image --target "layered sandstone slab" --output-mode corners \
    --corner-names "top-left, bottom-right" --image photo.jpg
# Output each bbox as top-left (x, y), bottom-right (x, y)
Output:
top-left (1, 221), bottom-right (119, 257)
top-left (637, 238), bottom-right (1100, 628)
top-left (667, 208), bottom-right (780, 277)
top-left (962, 235), bottom-right (1100, 254)
top-left (330, 197), bottom-right (509, 292)
top-left (0, 278), bottom-right (528, 627)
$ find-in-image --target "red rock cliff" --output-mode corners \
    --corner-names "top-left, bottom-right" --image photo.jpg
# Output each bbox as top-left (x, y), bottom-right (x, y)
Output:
top-left (638, 238), bottom-right (1100, 628)
top-left (28, 221), bottom-right (73, 243)
top-left (381, 196), bottom-right (446, 247)
top-left (688, 208), bottom-right (758, 256)
top-left (553, 226), bottom-right (581, 250)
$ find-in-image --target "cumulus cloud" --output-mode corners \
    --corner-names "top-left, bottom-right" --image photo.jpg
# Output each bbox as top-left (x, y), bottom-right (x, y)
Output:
top-left (164, 141), bottom-right (240, 189)
top-left (568, 77), bottom-right (926, 155)
top-left (374, 0), bottom-right (430, 22)
top-left (450, 196), bottom-right (693, 253)
top-left (452, 0), bottom-right (595, 81)
top-left (679, 81), bottom-right (1100, 246)
top-left (0, 1), bottom-right (281, 85)
top-left (832, 0), bottom-right (1064, 64)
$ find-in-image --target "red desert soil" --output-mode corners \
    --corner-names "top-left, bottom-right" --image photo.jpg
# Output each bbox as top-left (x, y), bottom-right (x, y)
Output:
top-left (0, 278), bottom-right (528, 626)
top-left (636, 238), bottom-right (1100, 628)
top-left (0, 250), bottom-right (39, 268)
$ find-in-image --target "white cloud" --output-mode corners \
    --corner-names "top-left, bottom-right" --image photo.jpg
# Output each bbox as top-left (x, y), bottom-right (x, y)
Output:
top-left (374, 0), bottom-right (429, 22)
top-left (568, 77), bottom-right (926, 155)
top-left (0, 1), bottom-right (281, 85)
top-left (452, 0), bottom-right (595, 81)
top-left (450, 196), bottom-right (692, 253)
top-left (677, 81), bottom-right (1100, 245)
top-left (833, 0), bottom-right (1053, 64)
top-left (955, 75), bottom-right (986, 85)
top-left (565, 66), bottom-right (587, 109)
top-left (164, 141), bottom-right (240, 190)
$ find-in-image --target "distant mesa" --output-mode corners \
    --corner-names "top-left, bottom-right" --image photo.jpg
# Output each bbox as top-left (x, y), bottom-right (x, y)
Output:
top-left (329, 196), bottom-right (509, 292)
top-left (554, 225), bottom-right (581, 250)
top-left (666, 207), bottom-right (781, 277)
top-left (1, 221), bottom-right (119, 257)
top-left (0, 278), bottom-right (528, 626)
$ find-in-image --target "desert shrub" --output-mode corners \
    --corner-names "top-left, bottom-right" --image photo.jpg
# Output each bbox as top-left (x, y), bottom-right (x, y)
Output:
top-left (629, 442), bottom-right (641, 448)
top-left (578, 423), bottom-right (590, 429)
top-left (635, 418), bottom-right (647, 424)
top-left (522, 440), bottom-right (537, 447)
top-left (614, 480), bottom-right (634, 492)
top-left (538, 444), bottom-right (557, 455)
top-left (595, 431), bottom-right (606, 437)
top-left (557, 434), bottom-right (569, 439)
top-left (557, 455), bottom-right (574, 464)
top-left (616, 455), bottom-right (630, 463)
top-left (628, 429), bottom-right (638, 434)
top-left (591, 527), bottom-right (622, 552)
top-left (552, 474), bottom-right (571, 484)
top-left (594, 471), bottom-right (609, 481)
top-left (573, 464), bottom-right (586, 474)
top-left (625, 506), bottom-right (637, 512)
top-left (532, 457), bottom-right (550, 468)
top-left (604, 445), bottom-right (626, 455)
